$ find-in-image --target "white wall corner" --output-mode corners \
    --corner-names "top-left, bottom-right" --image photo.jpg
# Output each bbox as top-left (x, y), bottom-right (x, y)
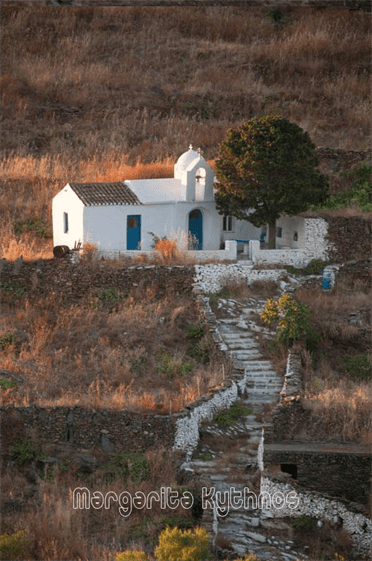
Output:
top-left (225, 240), bottom-right (237, 260)
top-left (249, 240), bottom-right (260, 262)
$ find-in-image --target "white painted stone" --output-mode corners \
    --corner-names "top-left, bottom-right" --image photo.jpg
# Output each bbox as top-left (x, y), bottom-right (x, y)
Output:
top-left (260, 476), bottom-right (372, 556)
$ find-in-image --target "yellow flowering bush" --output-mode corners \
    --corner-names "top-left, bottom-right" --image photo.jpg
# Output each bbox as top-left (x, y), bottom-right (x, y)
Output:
top-left (116, 550), bottom-right (148, 561)
top-left (0, 530), bottom-right (31, 560)
top-left (260, 294), bottom-right (318, 350)
top-left (155, 525), bottom-right (211, 561)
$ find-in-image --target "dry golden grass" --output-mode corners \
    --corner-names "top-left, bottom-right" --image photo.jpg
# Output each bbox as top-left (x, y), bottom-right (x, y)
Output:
top-left (296, 285), bottom-right (372, 443)
top-left (0, 446), bottom-right (191, 561)
top-left (0, 284), bottom-right (228, 412)
top-left (1, 7), bottom-right (370, 262)
top-left (2, 6), bottom-right (370, 159)
top-left (0, 154), bottom-right (175, 260)
top-left (303, 371), bottom-right (372, 443)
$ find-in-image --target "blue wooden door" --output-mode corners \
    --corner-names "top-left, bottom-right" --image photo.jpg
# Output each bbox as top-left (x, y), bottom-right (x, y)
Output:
top-left (188, 209), bottom-right (203, 250)
top-left (127, 215), bottom-right (141, 250)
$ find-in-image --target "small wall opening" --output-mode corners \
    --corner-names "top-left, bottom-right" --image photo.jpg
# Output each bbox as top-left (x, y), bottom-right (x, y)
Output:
top-left (195, 168), bottom-right (206, 201)
top-left (63, 212), bottom-right (69, 234)
top-left (281, 463), bottom-right (298, 479)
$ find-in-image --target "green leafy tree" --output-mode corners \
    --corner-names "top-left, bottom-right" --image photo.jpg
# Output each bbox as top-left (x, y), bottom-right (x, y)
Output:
top-left (214, 115), bottom-right (329, 248)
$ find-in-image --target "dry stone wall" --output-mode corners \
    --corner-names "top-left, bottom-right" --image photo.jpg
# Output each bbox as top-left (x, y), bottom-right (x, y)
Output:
top-left (0, 259), bottom-right (195, 301)
top-left (260, 476), bottom-right (372, 557)
top-left (0, 405), bottom-right (176, 457)
top-left (326, 217), bottom-right (372, 262)
top-left (0, 287), bottom-right (241, 466)
top-left (263, 446), bottom-right (371, 507)
top-left (193, 263), bottom-right (287, 293)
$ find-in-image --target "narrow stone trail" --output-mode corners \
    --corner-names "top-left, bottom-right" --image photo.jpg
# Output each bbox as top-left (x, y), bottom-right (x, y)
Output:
top-left (188, 298), bottom-right (307, 561)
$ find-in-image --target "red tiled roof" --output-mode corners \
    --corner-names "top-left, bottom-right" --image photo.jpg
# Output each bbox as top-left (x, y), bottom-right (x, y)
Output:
top-left (69, 182), bottom-right (141, 206)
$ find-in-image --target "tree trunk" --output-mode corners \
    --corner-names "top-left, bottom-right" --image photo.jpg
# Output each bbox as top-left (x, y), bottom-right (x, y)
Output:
top-left (268, 221), bottom-right (276, 249)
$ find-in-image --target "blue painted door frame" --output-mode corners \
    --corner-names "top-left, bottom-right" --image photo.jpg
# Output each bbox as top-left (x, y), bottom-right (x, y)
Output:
top-left (188, 209), bottom-right (203, 250)
top-left (127, 215), bottom-right (141, 250)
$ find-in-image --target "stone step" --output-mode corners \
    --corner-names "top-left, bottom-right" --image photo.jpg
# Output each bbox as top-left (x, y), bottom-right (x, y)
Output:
top-left (244, 381), bottom-right (282, 387)
top-left (221, 332), bottom-right (259, 339)
top-left (249, 394), bottom-right (280, 401)
top-left (208, 424), bottom-right (261, 434)
top-left (242, 369), bottom-right (280, 375)
top-left (245, 388), bottom-right (282, 396)
top-left (232, 351), bottom-right (263, 360)
top-left (226, 342), bottom-right (260, 350)
top-left (238, 361), bottom-right (274, 370)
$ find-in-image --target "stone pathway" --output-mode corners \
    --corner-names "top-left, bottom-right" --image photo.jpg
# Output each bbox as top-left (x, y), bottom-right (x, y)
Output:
top-left (188, 297), bottom-right (307, 561)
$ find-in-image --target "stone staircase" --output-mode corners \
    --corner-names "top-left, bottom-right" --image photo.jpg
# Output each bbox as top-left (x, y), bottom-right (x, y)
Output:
top-left (187, 299), bottom-right (307, 561)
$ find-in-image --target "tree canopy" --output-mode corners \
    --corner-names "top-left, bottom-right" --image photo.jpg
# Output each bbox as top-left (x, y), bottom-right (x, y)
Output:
top-left (214, 115), bottom-right (329, 248)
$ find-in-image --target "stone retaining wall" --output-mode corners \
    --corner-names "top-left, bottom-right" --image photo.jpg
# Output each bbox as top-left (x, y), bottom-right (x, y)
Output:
top-left (193, 263), bottom-right (287, 293)
top-left (263, 446), bottom-right (371, 507)
top-left (0, 406), bottom-right (175, 455)
top-left (0, 291), bottom-right (240, 465)
top-left (326, 216), bottom-right (372, 263)
top-left (0, 260), bottom-right (195, 302)
top-left (336, 258), bottom-right (372, 287)
top-left (260, 475), bottom-right (372, 556)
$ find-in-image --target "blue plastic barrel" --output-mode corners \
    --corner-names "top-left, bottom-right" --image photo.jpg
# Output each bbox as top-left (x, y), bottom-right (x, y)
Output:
top-left (322, 268), bottom-right (332, 290)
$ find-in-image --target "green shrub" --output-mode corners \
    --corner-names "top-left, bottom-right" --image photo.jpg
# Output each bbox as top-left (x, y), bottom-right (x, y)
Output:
top-left (99, 287), bottom-right (127, 302)
top-left (311, 163), bottom-right (372, 212)
top-left (1, 282), bottom-right (26, 298)
top-left (0, 333), bottom-right (16, 350)
top-left (14, 216), bottom-right (50, 237)
top-left (206, 288), bottom-right (231, 310)
top-left (0, 530), bottom-right (31, 560)
top-left (260, 294), bottom-right (318, 350)
top-left (116, 550), bottom-right (148, 561)
top-left (214, 402), bottom-right (252, 427)
top-left (341, 354), bottom-right (371, 380)
top-left (187, 342), bottom-right (209, 364)
top-left (156, 353), bottom-right (194, 378)
top-left (197, 452), bottom-right (213, 461)
top-left (0, 377), bottom-right (17, 390)
top-left (291, 515), bottom-right (317, 532)
top-left (285, 259), bottom-right (328, 276)
top-left (104, 452), bottom-right (150, 484)
top-left (10, 438), bottom-right (37, 466)
top-left (267, 7), bottom-right (288, 24)
top-left (187, 323), bottom-right (205, 340)
top-left (130, 353), bottom-right (147, 375)
top-left (155, 525), bottom-right (211, 561)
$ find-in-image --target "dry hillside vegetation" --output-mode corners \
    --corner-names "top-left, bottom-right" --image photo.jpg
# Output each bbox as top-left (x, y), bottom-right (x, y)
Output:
top-left (0, 279), bottom-right (227, 411)
top-left (1, 446), bottom-right (196, 561)
top-left (1, 6), bottom-right (371, 260)
top-left (296, 281), bottom-right (372, 444)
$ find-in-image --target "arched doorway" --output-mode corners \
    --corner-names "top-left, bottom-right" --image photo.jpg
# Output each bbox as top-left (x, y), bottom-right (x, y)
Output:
top-left (188, 209), bottom-right (203, 250)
